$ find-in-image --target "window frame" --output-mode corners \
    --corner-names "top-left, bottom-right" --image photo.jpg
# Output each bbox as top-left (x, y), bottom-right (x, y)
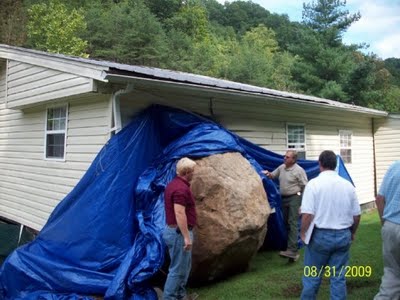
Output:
top-left (286, 123), bottom-right (306, 159)
top-left (339, 130), bottom-right (352, 164)
top-left (44, 104), bottom-right (68, 161)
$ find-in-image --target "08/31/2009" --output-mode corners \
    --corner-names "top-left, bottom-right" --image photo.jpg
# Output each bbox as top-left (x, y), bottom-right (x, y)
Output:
top-left (303, 265), bottom-right (372, 278)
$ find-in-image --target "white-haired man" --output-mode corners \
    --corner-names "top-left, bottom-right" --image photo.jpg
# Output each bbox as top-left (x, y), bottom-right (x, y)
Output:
top-left (163, 157), bottom-right (198, 300)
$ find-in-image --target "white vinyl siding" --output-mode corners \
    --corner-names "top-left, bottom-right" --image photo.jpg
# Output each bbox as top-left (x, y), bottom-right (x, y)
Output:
top-left (0, 94), bottom-right (110, 230)
top-left (118, 87), bottom-right (375, 205)
top-left (5, 60), bottom-right (96, 109)
top-left (374, 114), bottom-right (400, 189)
top-left (216, 100), bottom-right (375, 205)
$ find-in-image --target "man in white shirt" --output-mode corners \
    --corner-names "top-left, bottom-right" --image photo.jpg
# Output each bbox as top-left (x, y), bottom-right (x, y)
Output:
top-left (300, 150), bottom-right (361, 300)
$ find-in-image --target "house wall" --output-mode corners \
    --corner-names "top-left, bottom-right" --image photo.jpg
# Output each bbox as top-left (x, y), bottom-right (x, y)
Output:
top-left (119, 87), bottom-right (376, 205)
top-left (373, 114), bottom-right (400, 190)
top-left (5, 60), bottom-right (96, 109)
top-left (0, 61), bottom-right (110, 230)
top-left (0, 54), bottom-right (380, 230)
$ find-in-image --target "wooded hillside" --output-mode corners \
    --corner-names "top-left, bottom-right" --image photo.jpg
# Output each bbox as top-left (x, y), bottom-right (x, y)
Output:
top-left (1, 0), bottom-right (399, 111)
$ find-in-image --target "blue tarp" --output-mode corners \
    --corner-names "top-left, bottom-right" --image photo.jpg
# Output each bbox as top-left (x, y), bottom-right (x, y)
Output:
top-left (0, 105), bottom-right (353, 299)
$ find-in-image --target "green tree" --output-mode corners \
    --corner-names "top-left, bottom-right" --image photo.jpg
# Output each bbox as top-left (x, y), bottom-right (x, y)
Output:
top-left (222, 0), bottom-right (270, 34)
top-left (344, 54), bottom-right (396, 109)
top-left (198, 0), bottom-right (226, 25)
top-left (188, 26), bottom-right (243, 78)
top-left (161, 1), bottom-right (223, 74)
top-left (269, 51), bottom-right (299, 91)
top-left (223, 25), bottom-right (275, 86)
top-left (345, 55), bottom-right (377, 105)
top-left (302, 0), bottom-right (360, 46)
top-left (165, 2), bottom-right (210, 43)
top-left (222, 25), bottom-right (296, 90)
top-left (291, 0), bottom-right (361, 99)
top-left (0, 0), bottom-right (27, 46)
top-left (84, 0), bottom-right (168, 65)
top-left (263, 14), bottom-right (305, 51)
top-left (27, 0), bottom-right (88, 56)
top-left (379, 86), bottom-right (400, 112)
top-left (384, 58), bottom-right (400, 85)
top-left (146, 0), bottom-right (182, 20)
top-left (242, 24), bottom-right (279, 52)
top-left (290, 28), bottom-right (324, 92)
top-left (162, 29), bottom-right (195, 71)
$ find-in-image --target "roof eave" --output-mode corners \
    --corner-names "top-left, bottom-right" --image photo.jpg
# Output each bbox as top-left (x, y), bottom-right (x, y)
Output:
top-left (0, 44), bottom-right (108, 82)
top-left (106, 73), bottom-right (388, 118)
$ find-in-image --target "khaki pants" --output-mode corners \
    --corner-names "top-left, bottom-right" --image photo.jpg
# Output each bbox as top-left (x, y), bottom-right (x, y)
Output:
top-left (281, 194), bottom-right (301, 251)
top-left (374, 221), bottom-right (400, 300)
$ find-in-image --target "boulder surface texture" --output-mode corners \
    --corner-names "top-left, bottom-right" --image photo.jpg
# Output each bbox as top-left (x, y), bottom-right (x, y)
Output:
top-left (189, 152), bottom-right (271, 283)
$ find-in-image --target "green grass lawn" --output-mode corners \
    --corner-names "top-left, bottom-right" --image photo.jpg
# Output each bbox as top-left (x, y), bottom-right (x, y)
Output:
top-left (190, 210), bottom-right (383, 300)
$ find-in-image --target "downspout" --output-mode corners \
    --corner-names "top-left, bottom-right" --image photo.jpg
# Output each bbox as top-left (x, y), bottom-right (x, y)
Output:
top-left (110, 83), bottom-right (134, 134)
top-left (209, 97), bottom-right (215, 119)
top-left (372, 117), bottom-right (377, 198)
top-left (17, 224), bottom-right (24, 245)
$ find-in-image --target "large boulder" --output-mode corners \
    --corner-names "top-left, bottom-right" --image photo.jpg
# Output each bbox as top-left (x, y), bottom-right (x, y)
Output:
top-left (189, 152), bottom-right (270, 283)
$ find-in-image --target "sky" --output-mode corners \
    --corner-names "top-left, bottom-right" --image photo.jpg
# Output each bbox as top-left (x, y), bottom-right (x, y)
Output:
top-left (216, 0), bottom-right (400, 59)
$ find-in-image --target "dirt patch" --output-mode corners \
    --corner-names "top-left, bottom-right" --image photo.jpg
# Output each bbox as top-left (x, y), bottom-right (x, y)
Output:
top-left (348, 278), bottom-right (380, 291)
top-left (282, 283), bottom-right (302, 297)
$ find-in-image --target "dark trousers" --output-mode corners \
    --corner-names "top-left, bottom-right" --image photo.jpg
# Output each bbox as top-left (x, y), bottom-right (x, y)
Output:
top-left (282, 194), bottom-right (301, 251)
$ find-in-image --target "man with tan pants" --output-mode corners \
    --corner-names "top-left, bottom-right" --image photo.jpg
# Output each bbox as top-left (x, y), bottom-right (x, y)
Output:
top-left (263, 150), bottom-right (308, 260)
top-left (374, 161), bottom-right (400, 300)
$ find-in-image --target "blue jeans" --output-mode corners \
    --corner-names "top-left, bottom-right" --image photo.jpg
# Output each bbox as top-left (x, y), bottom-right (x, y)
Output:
top-left (163, 227), bottom-right (193, 300)
top-left (301, 228), bottom-right (351, 300)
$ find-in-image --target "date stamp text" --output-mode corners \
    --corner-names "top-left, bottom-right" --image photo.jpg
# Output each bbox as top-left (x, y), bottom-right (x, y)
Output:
top-left (303, 265), bottom-right (372, 278)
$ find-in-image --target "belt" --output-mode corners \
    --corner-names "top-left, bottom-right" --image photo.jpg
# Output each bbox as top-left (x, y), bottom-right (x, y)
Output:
top-left (315, 227), bottom-right (351, 231)
top-left (168, 224), bottom-right (194, 231)
top-left (282, 193), bottom-right (300, 198)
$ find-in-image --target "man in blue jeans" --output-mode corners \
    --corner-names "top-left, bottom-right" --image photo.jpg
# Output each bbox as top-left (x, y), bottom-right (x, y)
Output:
top-left (163, 157), bottom-right (198, 300)
top-left (300, 150), bottom-right (361, 300)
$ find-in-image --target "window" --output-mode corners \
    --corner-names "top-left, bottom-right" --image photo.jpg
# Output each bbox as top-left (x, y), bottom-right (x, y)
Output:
top-left (339, 130), bottom-right (352, 164)
top-left (45, 105), bottom-right (68, 160)
top-left (287, 124), bottom-right (306, 159)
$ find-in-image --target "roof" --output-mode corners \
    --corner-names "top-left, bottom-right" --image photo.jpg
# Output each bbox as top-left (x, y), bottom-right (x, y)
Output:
top-left (0, 44), bottom-right (388, 117)
top-left (388, 113), bottom-right (400, 119)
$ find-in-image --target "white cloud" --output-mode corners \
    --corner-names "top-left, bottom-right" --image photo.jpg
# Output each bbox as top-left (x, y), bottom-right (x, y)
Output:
top-left (376, 33), bottom-right (400, 59)
top-left (344, 0), bottom-right (400, 58)
top-left (348, 1), bottom-right (400, 33)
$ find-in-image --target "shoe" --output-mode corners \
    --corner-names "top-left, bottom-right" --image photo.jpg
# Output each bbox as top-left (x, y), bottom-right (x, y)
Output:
top-left (181, 293), bottom-right (199, 300)
top-left (279, 249), bottom-right (299, 259)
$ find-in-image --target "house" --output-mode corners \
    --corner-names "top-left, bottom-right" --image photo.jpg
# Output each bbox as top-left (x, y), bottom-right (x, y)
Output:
top-left (0, 44), bottom-right (393, 233)
top-left (374, 114), bottom-right (400, 188)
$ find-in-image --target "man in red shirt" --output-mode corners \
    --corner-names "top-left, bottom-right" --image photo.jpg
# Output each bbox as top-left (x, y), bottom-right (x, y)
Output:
top-left (163, 157), bottom-right (197, 300)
